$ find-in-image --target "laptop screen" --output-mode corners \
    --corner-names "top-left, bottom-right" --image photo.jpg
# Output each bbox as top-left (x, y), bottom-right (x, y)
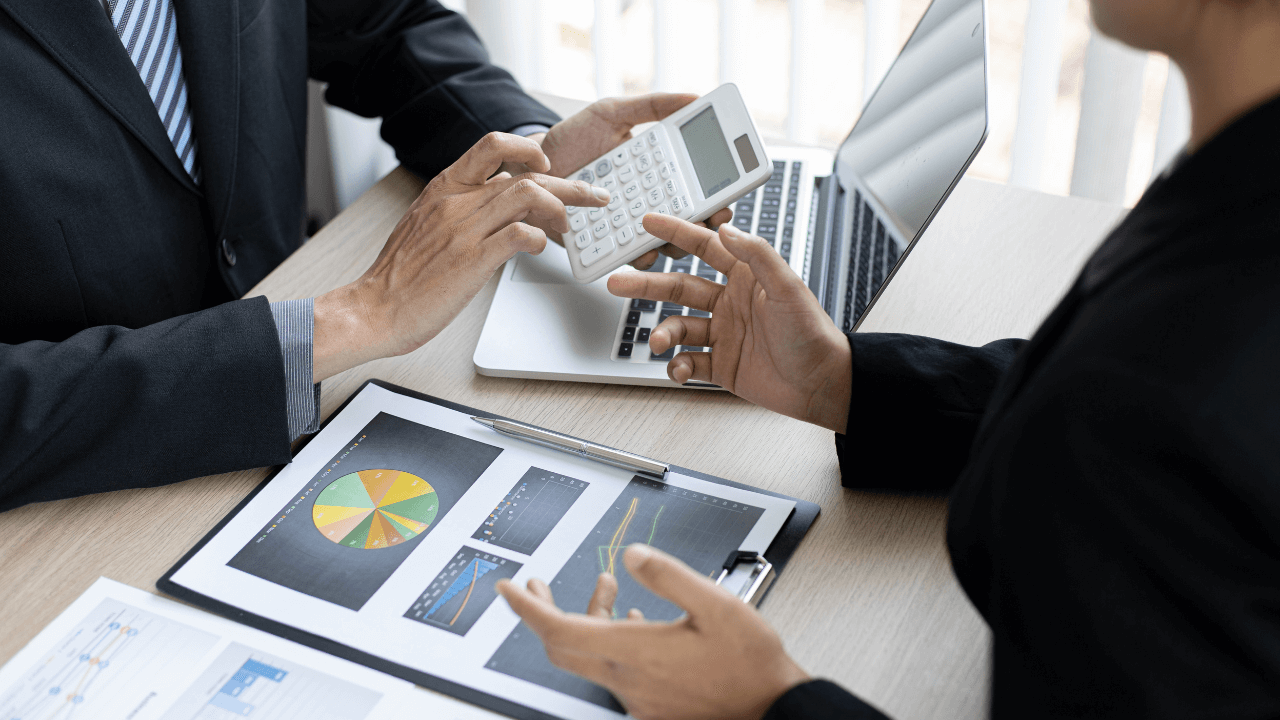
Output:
top-left (835, 0), bottom-right (987, 241)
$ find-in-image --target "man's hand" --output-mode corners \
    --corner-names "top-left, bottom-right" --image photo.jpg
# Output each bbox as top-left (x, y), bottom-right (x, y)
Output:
top-left (513, 93), bottom-right (735, 269)
top-left (608, 216), bottom-right (853, 433)
top-left (496, 544), bottom-right (810, 720)
top-left (311, 132), bottom-right (609, 382)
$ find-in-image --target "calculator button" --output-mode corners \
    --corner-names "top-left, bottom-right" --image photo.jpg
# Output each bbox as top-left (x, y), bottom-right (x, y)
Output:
top-left (576, 168), bottom-right (594, 184)
top-left (635, 219), bottom-right (649, 236)
top-left (594, 159), bottom-right (612, 176)
top-left (669, 195), bottom-right (685, 214)
top-left (677, 195), bottom-right (692, 214)
top-left (618, 165), bottom-right (636, 183)
top-left (588, 208), bottom-right (605, 221)
top-left (592, 220), bottom-right (610, 238)
top-left (628, 199), bottom-right (647, 217)
top-left (656, 203), bottom-right (671, 215)
top-left (637, 153), bottom-right (653, 171)
top-left (610, 210), bottom-right (628, 228)
top-left (580, 237), bottom-right (616, 267)
top-left (570, 213), bottom-right (588, 232)
top-left (573, 230), bottom-right (592, 249)
top-left (664, 179), bottom-right (680, 197)
top-left (629, 139), bottom-right (647, 156)
top-left (617, 226), bottom-right (635, 245)
top-left (618, 342), bottom-right (633, 358)
top-left (608, 192), bottom-right (623, 210)
top-left (646, 129), bottom-right (660, 146)
top-left (641, 170), bottom-right (659, 189)
top-left (659, 163), bottom-right (672, 180)
top-left (611, 148), bottom-right (629, 166)
top-left (623, 182), bottom-right (641, 201)
top-left (636, 327), bottom-right (651, 342)
top-left (601, 177), bottom-right (618, 191)
top-left (647, 188), bottom-right (664, 206)
top-left (654, 147), bottom-right (666, 162)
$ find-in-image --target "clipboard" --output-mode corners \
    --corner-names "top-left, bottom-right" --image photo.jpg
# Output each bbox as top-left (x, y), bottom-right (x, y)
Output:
top-left (158, 379), bottom-right (821, 720)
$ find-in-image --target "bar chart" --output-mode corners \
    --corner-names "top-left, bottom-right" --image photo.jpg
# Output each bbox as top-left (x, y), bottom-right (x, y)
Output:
top-left (160, 643), bottom-right (381, 720)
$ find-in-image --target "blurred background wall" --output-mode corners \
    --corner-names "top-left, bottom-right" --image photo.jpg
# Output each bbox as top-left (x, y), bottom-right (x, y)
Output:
top-left (306, 0), bottom-right (1190, 233)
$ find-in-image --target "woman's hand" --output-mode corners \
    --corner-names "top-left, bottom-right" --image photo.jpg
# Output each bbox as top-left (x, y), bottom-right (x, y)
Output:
top-left (312, 132), bottom-right (609, 382)
top-left (608, 216), bottom-right (853, 433)
top-left (497, 544), bottom-right (810, 720)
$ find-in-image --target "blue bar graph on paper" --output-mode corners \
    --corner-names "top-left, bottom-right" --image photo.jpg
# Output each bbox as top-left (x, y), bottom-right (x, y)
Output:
top-left (427, 558), bottom-right (497, 618)
top-left (207, 658), bottom-right (289, 716)
top-left (241, 659), bottom-right (287, 682)
top-left (210, 692), bottom-right (254, 715)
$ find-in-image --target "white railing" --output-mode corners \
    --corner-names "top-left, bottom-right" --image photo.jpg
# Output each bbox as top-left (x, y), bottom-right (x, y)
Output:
top-left (321, 0), bottom-right (1192, 212)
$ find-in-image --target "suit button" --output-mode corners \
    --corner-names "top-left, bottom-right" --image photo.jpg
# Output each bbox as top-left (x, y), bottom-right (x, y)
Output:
top-left (221, 237), bottom-right (237, 266)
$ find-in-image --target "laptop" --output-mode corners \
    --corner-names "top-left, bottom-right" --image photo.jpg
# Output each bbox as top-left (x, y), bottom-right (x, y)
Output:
top-left (475, 0), bottom-right (989, 387)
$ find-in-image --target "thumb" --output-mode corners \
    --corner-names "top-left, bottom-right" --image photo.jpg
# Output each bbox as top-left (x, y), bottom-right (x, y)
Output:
top-left (622, 544), bottom-right (728, 616)
top-left (603, 93), bottom-right (699, 126)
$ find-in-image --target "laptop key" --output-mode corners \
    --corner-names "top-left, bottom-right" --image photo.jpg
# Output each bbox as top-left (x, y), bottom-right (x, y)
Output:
top-left (626, 311), bottom-right (641, 325)
top-left (636, 327), bottom-right (651, 343)
top-left (622, 326), bottom-right (636, 342)
top-left (631, 298), bottom-right (657, 311)
top-left (618, 342), bottom-right (633, 358)
top-left (650, 346), bottom-right (675, 361)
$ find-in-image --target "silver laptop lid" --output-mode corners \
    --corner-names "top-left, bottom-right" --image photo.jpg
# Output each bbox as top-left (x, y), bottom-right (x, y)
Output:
top-left (810, 0), bottom-right (988, 330)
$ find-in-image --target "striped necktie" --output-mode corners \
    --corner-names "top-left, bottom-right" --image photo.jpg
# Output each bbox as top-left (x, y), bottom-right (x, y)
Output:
top-left (106, 0), bottom-right (201, 183)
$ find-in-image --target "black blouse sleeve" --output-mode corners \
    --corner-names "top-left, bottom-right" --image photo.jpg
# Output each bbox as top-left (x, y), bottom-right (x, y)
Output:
top-left (835, 333), bottom-right (1023, 493)
top-left (763, 680), bottom-right (892, 720)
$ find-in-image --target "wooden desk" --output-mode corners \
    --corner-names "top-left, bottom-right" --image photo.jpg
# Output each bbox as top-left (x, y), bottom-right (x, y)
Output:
top-left (0, 100), bottom-right (1125, 719)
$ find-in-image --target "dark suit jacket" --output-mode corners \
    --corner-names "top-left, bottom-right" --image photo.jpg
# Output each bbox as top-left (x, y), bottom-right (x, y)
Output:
top-left (0, 0), bottom-right (557, 510)
top-left (767, 94), bottom-right (1280, 718)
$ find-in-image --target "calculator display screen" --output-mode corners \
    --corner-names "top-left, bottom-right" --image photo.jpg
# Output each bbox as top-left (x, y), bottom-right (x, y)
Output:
top-left (679, 106), bottom-right (740, 197)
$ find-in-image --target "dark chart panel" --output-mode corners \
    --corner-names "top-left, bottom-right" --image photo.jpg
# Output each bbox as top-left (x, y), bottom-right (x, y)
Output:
top-left (404, 547), bottom-right (522, 636)
top-left (227, 413), bottom-right (503, 611)
top-left (471, 468), bottom-right (589, 555)
top-left (486, 477), bottom-right (765, 710)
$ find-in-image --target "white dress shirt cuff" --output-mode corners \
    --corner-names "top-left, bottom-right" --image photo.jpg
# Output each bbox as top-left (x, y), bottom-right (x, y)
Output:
top-left (268, 298), bottom-right (321, 440)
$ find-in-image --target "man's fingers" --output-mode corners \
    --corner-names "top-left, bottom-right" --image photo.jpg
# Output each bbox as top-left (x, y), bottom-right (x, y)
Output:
top-left (528, 577), bottom-right (555, 603)
top-left (705, 207), bottom-right (734, 230)
top-left (607, 270), bottom-right (722, 312)
top-left (718, 224), bottom-right (802, 299)
top-left (452, 132), bottom-right (550, 185)
top-left (627, 608), bottom-right (645, 621)
top-left (643, 214), bottom-right (737, 274)
top-left (622, 544), bottom-right (727, 615)
top-left (651, 315), bottom-right (711, 354)
top-left (485, 222), bottom-right (547, 263)
top-left (587, 573), bottom-right (619, 619)
top-left (599, 92), bottom-right (698, 125)
top-left (668, 350), bottom-right (713, 385)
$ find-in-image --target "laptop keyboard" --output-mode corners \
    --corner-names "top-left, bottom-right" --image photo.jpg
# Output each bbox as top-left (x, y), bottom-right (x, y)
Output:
top-left (841, 191), bottom-right (902, 332)
top-left (615, 159), bottom-right (805, 362)
top-left (731, 160), bottom-right (803, 263)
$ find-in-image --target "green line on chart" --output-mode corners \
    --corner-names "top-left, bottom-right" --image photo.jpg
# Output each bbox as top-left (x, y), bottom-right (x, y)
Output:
top-left (647, 506), bottom-right (664, 546)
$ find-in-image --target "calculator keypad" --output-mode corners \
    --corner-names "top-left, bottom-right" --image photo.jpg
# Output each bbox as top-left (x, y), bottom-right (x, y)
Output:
top-left (566, 125), bottom-right (694, 277)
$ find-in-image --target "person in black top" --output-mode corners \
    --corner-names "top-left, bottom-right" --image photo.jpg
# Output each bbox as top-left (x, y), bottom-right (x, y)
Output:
top-left (496, 0), bottom-right (1280, 717)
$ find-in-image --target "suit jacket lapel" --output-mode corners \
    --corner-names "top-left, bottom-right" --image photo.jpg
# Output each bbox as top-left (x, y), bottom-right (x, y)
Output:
top-left (173, 0), bottom-right (239, 241)
top-left (0, 0), bottom-right (199, 193)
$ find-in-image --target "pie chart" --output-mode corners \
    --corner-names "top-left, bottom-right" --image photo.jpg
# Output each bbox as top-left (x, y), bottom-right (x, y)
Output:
top-left (312, 469), bottom-right (438, 549)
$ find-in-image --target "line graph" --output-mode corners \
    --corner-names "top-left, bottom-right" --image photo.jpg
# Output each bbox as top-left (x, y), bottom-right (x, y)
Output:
top-left (405, 547), bottom-right (521, 636)
top-left (0, 599), bottom-right (217, 720)
top-left (486, 476), bottom-right (766, 709)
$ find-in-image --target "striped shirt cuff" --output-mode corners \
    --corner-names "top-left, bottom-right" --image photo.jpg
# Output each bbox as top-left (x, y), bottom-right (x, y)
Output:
top-left (269, 298), bottom-right (321, 440)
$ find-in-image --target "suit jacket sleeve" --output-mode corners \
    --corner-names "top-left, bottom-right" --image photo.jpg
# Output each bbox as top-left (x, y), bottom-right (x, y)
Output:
top-left (764, 680), bottom-right (891, 719)
top-left (0, 298), bottom-right (293, 512)
top-left (836, 333), bottom-right (1024, 493)
top-left (306, 0), bottom-right (562, 182)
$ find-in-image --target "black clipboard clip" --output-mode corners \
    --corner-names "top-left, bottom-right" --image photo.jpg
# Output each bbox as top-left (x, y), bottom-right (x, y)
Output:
top-left (715, 550), bottom-right (775, 607)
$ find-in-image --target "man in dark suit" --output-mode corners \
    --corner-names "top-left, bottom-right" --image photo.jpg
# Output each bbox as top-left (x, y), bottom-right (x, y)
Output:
top-left (498, 0), bottom-right (1280, 718)
top-left (0, 0), bottom-right (699, 510)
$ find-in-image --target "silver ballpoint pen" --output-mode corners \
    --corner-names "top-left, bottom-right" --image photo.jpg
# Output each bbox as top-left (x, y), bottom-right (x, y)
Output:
top-left (470, 417), bottom-right (668, 480)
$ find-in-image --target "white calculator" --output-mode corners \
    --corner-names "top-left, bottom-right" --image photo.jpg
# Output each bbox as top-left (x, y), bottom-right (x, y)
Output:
top-left (564, 84), bottom-right (772, 283)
